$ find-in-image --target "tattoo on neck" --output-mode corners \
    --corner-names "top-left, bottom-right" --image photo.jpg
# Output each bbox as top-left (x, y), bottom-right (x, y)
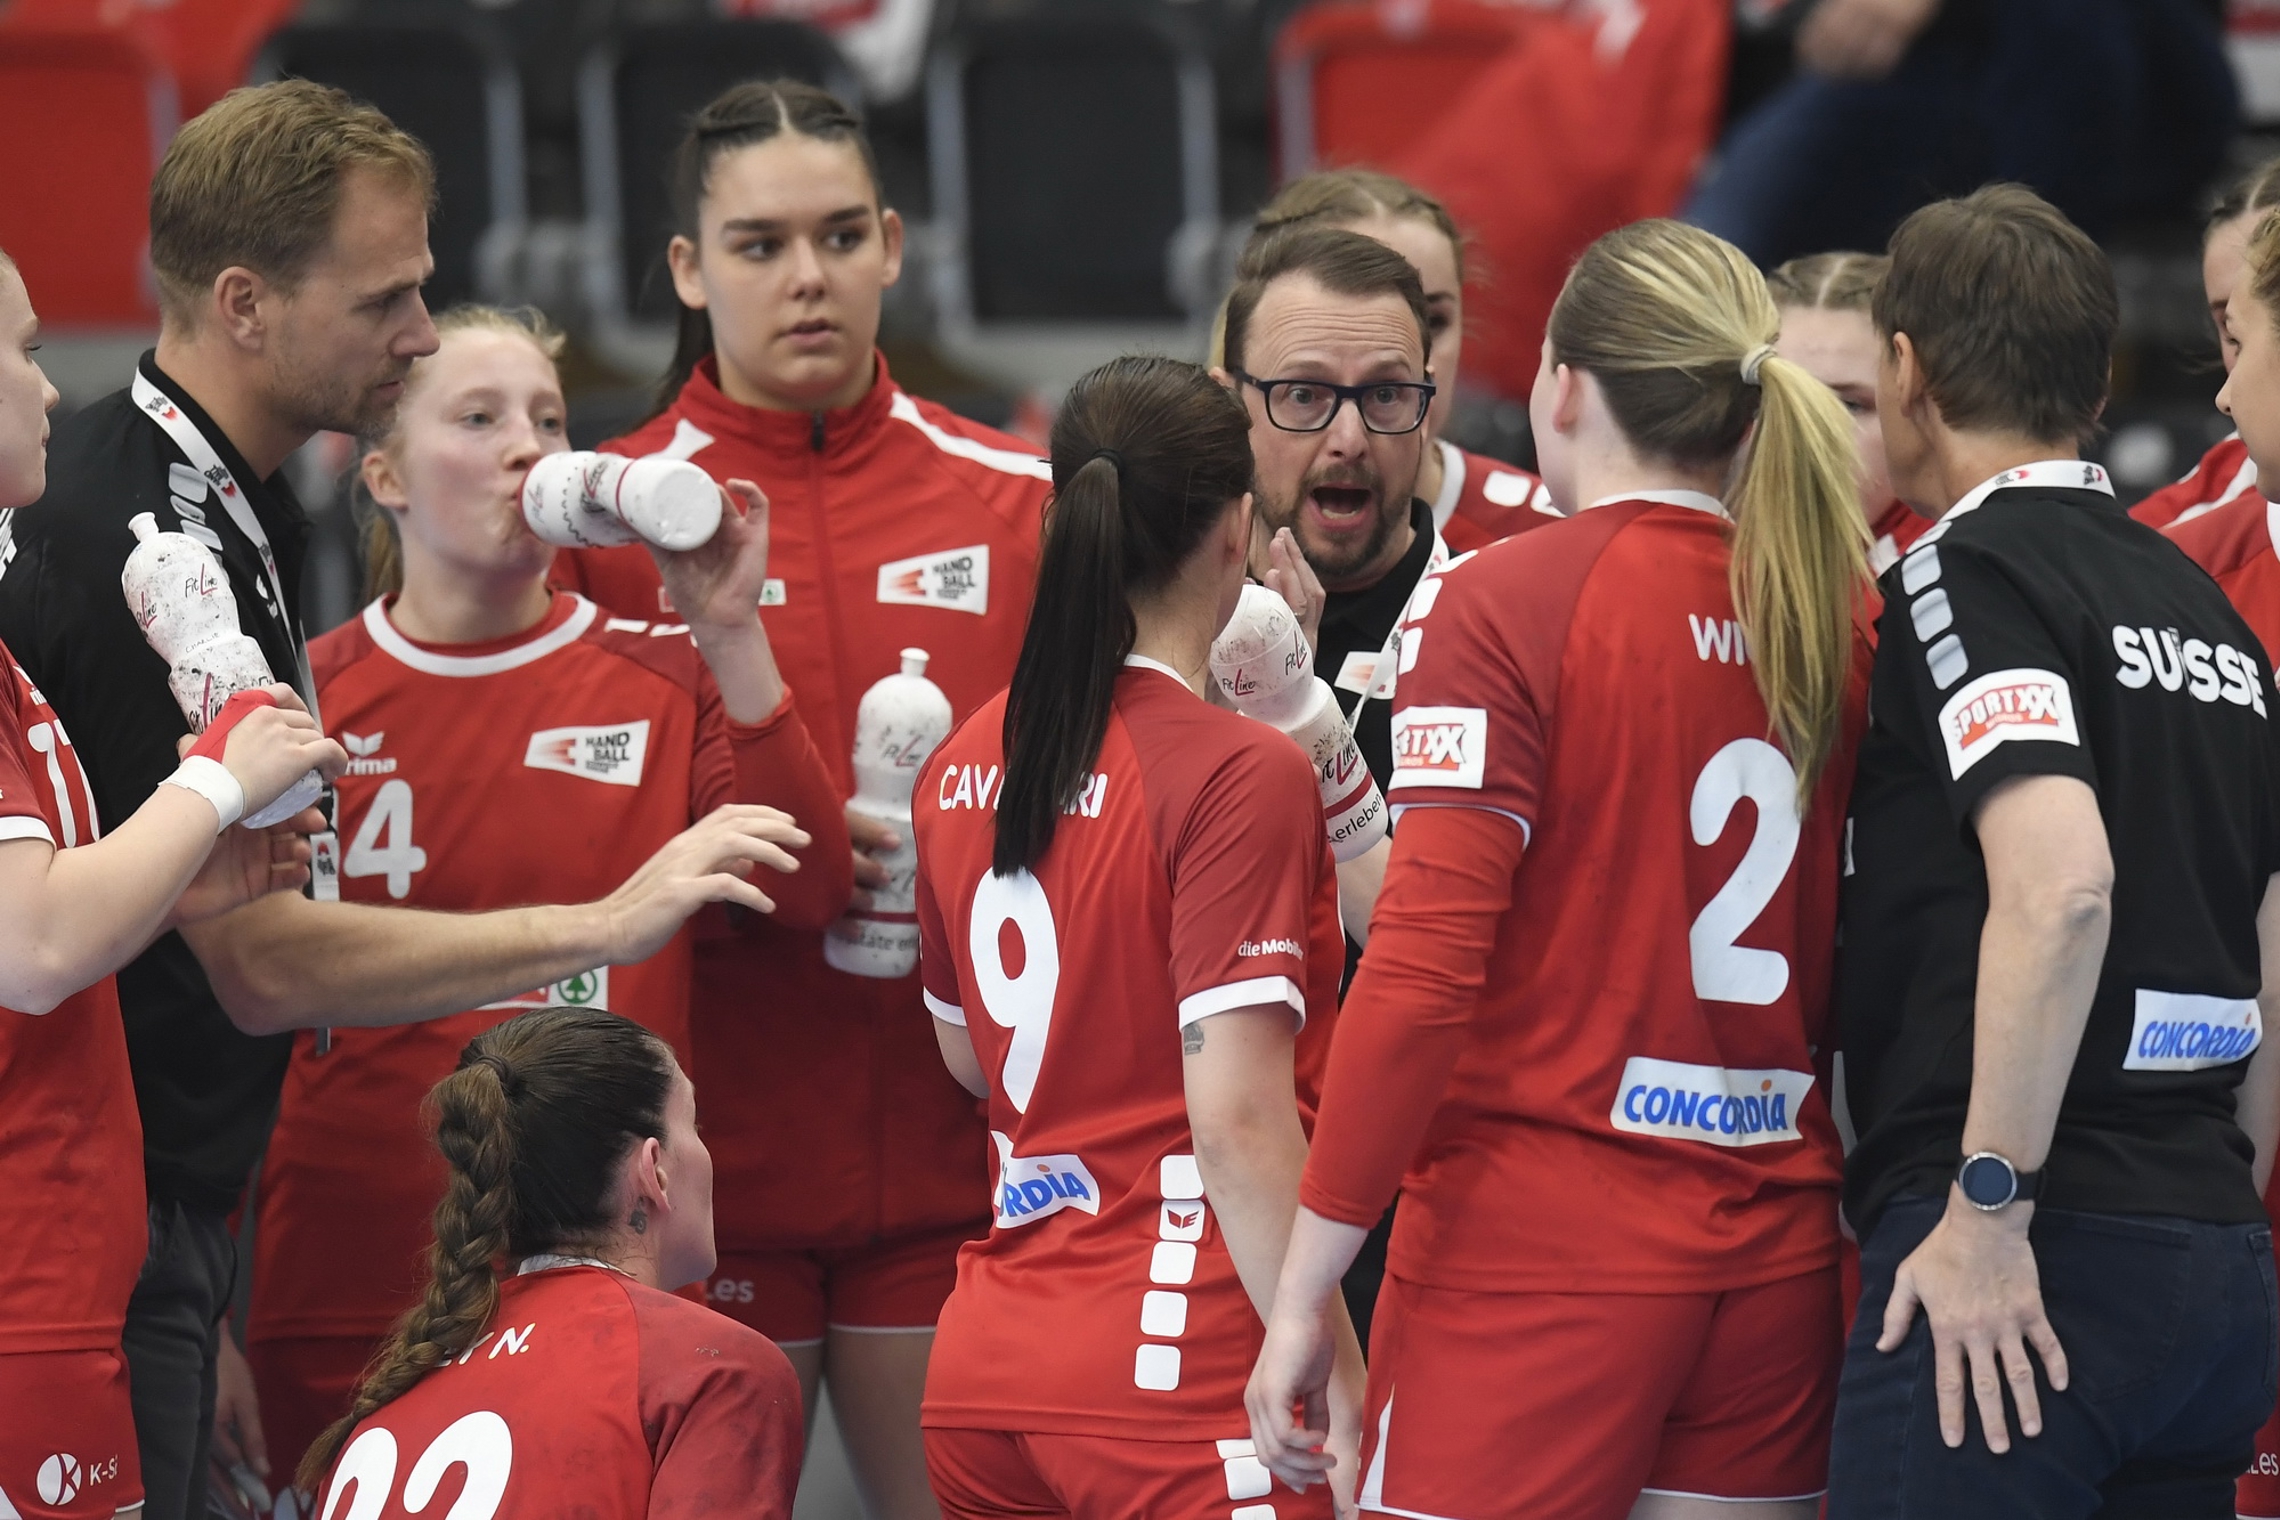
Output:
top-left (1181, 1021), bottom-right (1205, 1055)
top-left (629, 1205), bottom-right (647, 1235)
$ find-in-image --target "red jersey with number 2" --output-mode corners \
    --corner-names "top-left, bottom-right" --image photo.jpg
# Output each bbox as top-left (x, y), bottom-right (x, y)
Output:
top-left (912, 661), bottom-right (1342, 1440)
top-left (312, 1266), bottom-right (802, 1520)
top-left (0, 647), bottom-right (143, 1356)
top-left (1305, 495), bottom-right (1861, 1295)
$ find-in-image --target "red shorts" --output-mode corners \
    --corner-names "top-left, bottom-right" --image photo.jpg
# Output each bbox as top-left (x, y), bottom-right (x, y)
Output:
top-left (2240, 1385), bottom-right (2280, 1515)
top-left (1357, 1268), bottom-right (1841, 1520)
top-left (701, 1221), bottom-right (978, 1344)
top-left (926, 1426), bottom-right (1335, 1520)
top-left (245, 1335), bottom-right (369, 1491)
top-left (0, 1348), bottom-right (142, 1518)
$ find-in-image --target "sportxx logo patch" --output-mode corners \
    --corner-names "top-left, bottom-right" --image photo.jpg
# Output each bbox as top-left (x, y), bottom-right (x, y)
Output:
top-left (1936, 668), bottom-right (2079, 779)
top-left (1388, 705), bottom-right (1487, 790)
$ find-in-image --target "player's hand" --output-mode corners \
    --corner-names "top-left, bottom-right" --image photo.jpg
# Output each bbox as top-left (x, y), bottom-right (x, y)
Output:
top-left (651, 478), bottom-right (771, 633)
top-left (1247, 1300), bottom-right (1340, 1492)
top-left (1262, 527), bottom-right (1324, 656)
top-left (597, 804), bottom-right (811, 964)
top-left (1797, 0), bottom-right (1937, 79)
top-left (1877, 1190), bottom-right (2068, 1453)
top-left (218, 685), bottom-right (348, 813)
top-left (212, 1323), bottom-right (270, 1483)
top-left (846, 803), bottom-right (901, 909)
top-left (171, 807), bottom-right (321, 925)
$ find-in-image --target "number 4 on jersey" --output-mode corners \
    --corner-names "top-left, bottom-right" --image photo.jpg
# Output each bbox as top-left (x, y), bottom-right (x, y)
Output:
top-left (344, 778), bottom-right (429, 899)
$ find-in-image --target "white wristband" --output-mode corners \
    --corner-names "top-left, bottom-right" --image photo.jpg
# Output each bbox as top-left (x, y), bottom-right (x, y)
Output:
top-left (164, 755), bottom-right (244, 833)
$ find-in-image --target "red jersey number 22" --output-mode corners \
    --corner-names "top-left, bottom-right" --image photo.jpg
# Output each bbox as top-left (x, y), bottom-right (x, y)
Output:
top-left (323, 1411), bottom-right (511, 1520)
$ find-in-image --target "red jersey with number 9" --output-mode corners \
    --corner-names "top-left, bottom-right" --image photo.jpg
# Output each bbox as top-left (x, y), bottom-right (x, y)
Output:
top-left (311, 1266), bottom-right (802, 1520)
top-left (912, 661), bottom-right (1342, 1440)
top-left (1305, 496), bottom-right (1864, 1295)
top-left (0, 646), bottom-right (143, 1355)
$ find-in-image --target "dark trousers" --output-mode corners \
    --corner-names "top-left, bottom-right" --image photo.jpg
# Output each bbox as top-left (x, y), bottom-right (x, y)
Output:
top-left (1828, 1193), bottom-right (2277, 1519)
top-left (123, 1199), bottom-right (237, 1520)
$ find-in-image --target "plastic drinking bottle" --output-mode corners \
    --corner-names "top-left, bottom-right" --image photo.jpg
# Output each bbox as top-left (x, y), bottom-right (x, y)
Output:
top-left (825, 648), bottom-right (956, 978)
top-left (521, 452), bottom-right (723, 552)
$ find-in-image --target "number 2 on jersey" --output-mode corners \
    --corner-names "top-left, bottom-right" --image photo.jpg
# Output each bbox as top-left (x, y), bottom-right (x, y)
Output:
top-left (968, 869), bottom-right (1060, 1112)
top-left (1688, 738), bottom-right (1801, 1006)
top-left (322, 1410), bottom-right (512, 1520)
top-left (345, 778), bottom-right (429, 899)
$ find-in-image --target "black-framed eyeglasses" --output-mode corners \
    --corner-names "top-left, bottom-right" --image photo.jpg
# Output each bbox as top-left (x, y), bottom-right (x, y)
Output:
top-left (1233, 371), bottom-right (1437, 435)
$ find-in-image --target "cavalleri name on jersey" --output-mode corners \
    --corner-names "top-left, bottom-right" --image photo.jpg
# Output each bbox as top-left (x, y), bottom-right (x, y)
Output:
top-left (937, 764), bottom-right (1109, 818)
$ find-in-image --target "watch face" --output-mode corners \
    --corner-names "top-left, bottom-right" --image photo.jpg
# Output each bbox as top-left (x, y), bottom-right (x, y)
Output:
top-left (1959, 1154), bottom-right (2015, 1208)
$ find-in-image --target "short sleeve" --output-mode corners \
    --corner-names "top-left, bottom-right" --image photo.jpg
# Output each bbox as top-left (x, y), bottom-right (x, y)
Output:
top-left (1878, 536), bottom-right (2097, 828)
top-left (1385, 560), bottom-right (1546, 836)
top-left (640, 1299), bottom-right (804, 1520)
top-left (1167, 735), bottom-right (1322, 1031)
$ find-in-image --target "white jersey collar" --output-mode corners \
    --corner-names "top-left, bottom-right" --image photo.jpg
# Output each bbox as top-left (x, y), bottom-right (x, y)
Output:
top-left (1429, 438), bottom-right (1465, 534)
top-left (365, 594), bottom-right (599, 678)
top-left (1585, 488), bottom-right (1728, 520)
top-left (1946, 459), bottom-right (2113, 523)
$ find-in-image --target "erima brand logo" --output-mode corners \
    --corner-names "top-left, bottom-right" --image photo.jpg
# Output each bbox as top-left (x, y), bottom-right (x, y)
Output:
top-left (1388, 705), bottom-right (1486, 790)
top-left (1937, 668), bottom-right (2079, 779)
top-left (991, 1131), bottom-right (1100, 1229)
top-left (2113, 627), bottom-right (2268, 715)
top-left (2126, 989), bottom-right (2262, 1071)
top-left (523, 720), bottom-right (650, 786)
top-left (1238, 938), bottom-right (1302, 958)
top-left (1609, 1057), bottom-right (1812, 1148)
top-left (342, 730), bottom-right (396, 775)
top-left (878, 545), bottom-right (990, 615)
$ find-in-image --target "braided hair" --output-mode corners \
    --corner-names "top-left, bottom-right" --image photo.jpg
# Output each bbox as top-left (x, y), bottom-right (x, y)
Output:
top-left (296, 1007), bottom-right (675, 1491)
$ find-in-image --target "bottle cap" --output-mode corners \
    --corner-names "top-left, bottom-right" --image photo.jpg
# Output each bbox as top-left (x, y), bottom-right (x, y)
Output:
top-left (900, 648), bottom-right (930, 678)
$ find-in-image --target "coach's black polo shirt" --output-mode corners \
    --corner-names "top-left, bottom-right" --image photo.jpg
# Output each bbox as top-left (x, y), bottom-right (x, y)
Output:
top-left (1839, 460), bottom-right (2280, 1237)
top-left (0, 354), bottom-right (310, 1216)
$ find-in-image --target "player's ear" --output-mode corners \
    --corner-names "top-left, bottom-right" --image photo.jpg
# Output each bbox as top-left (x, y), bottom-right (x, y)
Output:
top-left (627, 1134), bottom-right (671, 1219)
top-left (361, 448), bottom-right (411, 513)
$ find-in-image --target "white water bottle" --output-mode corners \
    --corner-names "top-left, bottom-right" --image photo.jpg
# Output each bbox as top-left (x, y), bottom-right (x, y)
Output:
top-left (521, 452), bottom-right (723, 551)
top-left (825, 648), bottom-right (955, 978)
top-left (1211, 584), bottom-right (1388, 862)
top-left (121, 513), bottom-right (324, 829)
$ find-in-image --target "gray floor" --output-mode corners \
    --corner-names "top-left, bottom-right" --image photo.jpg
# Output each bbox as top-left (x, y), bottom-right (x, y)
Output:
top-left (792, 1389), bottom-right (866, 1520)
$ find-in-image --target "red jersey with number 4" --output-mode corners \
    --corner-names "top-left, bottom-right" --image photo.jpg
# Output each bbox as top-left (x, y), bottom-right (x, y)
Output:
top-left (249, 593), bottom-right (849, 1346)
top-left (1304, 496), bottom-right (1862, 1295)
top-left (313, 1266), bottom-right (802, 1520)
top-left (552, 354), bottom-right (1049, 1251)
top-left (0, 646), bottom-right (142, 1354)
top-left (2133, 433), bottom-right (2262, 530)
top-left (1433, 441), bottom-right (1562, 555)
top-left (912, 663), bottom-right (1342, 1439)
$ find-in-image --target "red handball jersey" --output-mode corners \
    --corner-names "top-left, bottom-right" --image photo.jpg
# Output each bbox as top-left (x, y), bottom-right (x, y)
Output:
top-left (2168, 492), bottom-right (2280, 668)
top-left (248, 593), bottom-right (849, 1347)
top-left (1431, 440), bottom-right (1562, 555)
top-left (1303, 493), bottom-right (1863, 1295)
top-left (552, 354), bottom-right (1050, 1252)
top-left (911, 662), bottom-right (1343, 1440)
top-left (1868, 498), bottom-right (1934, 577)
top-left (0, 647), bottom-right (143, 1355)
top-left (312, 1266), bottom-right (802, 1520)
top-left (2132, 433), bottom-right (2262, 530)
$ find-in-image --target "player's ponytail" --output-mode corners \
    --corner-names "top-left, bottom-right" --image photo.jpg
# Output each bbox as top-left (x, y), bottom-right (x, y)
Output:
top-left (297, 1007), bottom-right (676, 1493)
top-left (995, 356), bottom-right (1254, 876)
top-left (1547, 219), bottom-right (1866, 802)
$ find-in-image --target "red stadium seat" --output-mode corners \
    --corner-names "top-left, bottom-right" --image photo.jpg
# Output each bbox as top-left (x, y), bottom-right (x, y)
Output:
top-left (1271, 0), bottom-right (1542, 182)
top-left (0, 25), bottom-right (175, 327)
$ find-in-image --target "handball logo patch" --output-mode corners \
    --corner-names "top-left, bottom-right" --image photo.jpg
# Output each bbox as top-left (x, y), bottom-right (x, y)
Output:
top-left (878, 546), bottom-right (989, 615)
top-left (991, 1130), bottom-right (1099, 1230)
top-left (1610, 1056), bottom-right (1812, 1148)
top-left (1936, 668), bottom-right (2078, 779)
top-left (1388, 705), bottom-right (1487, 790)
top-left (524, 721), bottom-right (650, 786)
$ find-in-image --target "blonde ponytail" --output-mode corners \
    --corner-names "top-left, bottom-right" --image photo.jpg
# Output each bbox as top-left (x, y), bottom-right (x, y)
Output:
top-left (1546, 219), bottom-right (1867, 804)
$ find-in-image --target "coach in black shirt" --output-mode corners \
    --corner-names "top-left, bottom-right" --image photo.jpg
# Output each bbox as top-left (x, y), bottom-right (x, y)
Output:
top-left (1828, 186), bottom-right (2280, 1515)
top-left (0, 84), bottom-right (816, 1519)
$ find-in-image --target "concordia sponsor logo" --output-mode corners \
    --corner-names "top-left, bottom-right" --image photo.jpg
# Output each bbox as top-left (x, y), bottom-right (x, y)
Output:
top-left (2125, 989), bottom-right (2262, 1072)
top-left (1936, 667), bottom-right (2078, 778)
top-left (1608, 1056), bottom-right (1813, 1148)
top-left (878, 545), bottom-right (991, 615)
top-left (991, 1131), bottom-right (1101, 1229)
top-left (523, 720), bottom-right (651, 786)
top-left (1388, 705), bottom-right (1486, 790)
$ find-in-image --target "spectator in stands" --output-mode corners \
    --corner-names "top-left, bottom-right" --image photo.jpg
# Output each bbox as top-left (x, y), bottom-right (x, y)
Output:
top-left (1242, 169), bottom-right (1560, 554)
top-left (1688, 0), bottom-right (2237, 267)
top-left (0, 81), bottom-right (813, 1520)
top-left (1768, 250), bottom-right (1929, 573)
top-left (2132, 158), bottom-right (2280, 530)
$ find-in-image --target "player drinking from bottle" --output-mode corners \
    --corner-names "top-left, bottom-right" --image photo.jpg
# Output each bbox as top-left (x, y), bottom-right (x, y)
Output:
top-left (0, 250), bottom-right (346, 1519)
top-left (549, 81), bottom-right (1049, 1514)
top-left (300, 1006), bottom-right (803, 1517)
top-left (242, 305), bottom-right (850, 1482)
top-left (913, 355), bottom-right (1361, 1518)
top-left (1249, 219), bottom-right (1870, 1520)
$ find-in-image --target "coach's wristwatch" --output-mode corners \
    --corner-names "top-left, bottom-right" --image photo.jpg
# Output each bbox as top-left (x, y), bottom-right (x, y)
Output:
top-left (1956, 1151), bottom-right (2044, 1212)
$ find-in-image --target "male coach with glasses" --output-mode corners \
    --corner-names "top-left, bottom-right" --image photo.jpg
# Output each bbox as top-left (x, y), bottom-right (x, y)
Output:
top-left (1210, 223), bottom-right (1440, 1348)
